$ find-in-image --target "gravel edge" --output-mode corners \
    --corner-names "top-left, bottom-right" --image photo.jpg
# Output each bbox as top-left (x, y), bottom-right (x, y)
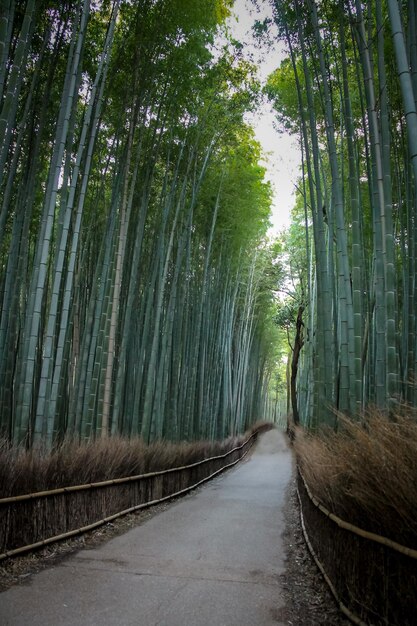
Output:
top-left (0, 501), bottom-right (174, 592)
top-left (280, 475), bottom-right (352, 626)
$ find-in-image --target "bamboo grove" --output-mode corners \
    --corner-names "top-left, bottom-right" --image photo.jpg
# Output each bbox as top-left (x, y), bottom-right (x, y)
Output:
top-left (0, 0), bottom-right (280, 447)
top-left (268, 0), bottom-right (417, 427)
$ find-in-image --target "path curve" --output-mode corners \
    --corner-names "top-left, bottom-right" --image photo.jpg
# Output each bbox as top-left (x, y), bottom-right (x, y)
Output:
top-left (0, 429), bottom-right (293, 626)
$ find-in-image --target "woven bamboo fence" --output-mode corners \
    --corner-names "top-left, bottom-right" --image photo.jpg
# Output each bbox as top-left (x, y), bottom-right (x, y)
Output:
top-left (297, 470), bottom-right (417, 626)
top-left (0, 433), bottom-right (257, 560)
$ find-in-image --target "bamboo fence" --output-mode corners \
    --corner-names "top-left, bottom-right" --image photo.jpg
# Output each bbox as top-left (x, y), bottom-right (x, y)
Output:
top-left (0, 433), bottom-right (257, 560)
top-left (297, 469), bottom-right (417, 625)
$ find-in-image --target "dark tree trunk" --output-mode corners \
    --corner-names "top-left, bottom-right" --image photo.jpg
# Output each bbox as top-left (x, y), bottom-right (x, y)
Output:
top-left (291, 306), bottom-right (304, 426)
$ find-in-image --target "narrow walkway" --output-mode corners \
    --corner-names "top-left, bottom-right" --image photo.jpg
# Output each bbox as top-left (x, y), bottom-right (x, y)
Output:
top-left (1, 430), bottom-right (293, 626)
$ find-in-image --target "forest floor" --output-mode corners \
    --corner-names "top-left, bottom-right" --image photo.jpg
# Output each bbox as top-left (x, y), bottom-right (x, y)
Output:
top-left (1, 430), bottom-right (350, 625)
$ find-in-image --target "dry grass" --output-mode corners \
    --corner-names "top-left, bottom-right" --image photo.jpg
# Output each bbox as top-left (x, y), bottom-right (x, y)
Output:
top-left (0, 422), bottom-right (271, 499)
top-left (294, 409), bottom-right (417, 550)
top-left (249, 419), bottom-right (275, 434)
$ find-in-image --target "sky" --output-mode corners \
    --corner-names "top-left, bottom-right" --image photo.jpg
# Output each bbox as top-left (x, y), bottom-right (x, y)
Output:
top-left (226, 0), bottom-right (301, 234)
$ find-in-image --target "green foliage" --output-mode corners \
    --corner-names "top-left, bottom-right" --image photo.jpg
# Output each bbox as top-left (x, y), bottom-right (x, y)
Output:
top-left (211, 129), bottom-right (272, 255)
top-left (265, 58), bottom-right (303, 133)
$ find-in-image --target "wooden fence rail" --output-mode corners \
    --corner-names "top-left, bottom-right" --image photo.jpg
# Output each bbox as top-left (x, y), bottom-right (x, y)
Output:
top-left (0, 433), bottom-right (257, 561)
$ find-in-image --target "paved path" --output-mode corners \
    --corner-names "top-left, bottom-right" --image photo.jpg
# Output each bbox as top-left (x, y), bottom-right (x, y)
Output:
top-left (0, 429), bottom-right (293, 626)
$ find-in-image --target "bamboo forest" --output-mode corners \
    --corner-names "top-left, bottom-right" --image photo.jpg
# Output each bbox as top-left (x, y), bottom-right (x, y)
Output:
top-left (2, 0), bottom-right (417, 441)
top-left (0, 0), bottom-right (279, 446)
top-left (269, 0), bottom-right (417, 431)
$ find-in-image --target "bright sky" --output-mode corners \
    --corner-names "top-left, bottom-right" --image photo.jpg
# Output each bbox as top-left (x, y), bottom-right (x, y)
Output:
top-left (227, 0), bottom-right (301, 235)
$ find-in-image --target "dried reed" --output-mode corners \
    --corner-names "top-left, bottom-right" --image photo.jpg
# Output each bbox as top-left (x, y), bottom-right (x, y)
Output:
top-left (295, 409), bottom-right (417, 549)
top-left (0, 422), bottom-right (271, 499)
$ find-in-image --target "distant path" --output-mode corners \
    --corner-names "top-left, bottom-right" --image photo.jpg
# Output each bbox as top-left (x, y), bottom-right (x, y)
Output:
top-left (0, 429), bottom-right (293, 626)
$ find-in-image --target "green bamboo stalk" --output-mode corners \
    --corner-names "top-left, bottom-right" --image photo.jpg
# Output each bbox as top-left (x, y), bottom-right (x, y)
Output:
top-left (308, 0), bottom-right (354, 414)
top-left (0, 0), bottom-right (35, 189)
top-left (15, 0), bottom-right (91, 443)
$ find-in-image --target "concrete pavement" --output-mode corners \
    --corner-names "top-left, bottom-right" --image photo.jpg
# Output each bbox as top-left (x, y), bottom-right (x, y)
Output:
top-left (0, 429), bottom-right (293, 626)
